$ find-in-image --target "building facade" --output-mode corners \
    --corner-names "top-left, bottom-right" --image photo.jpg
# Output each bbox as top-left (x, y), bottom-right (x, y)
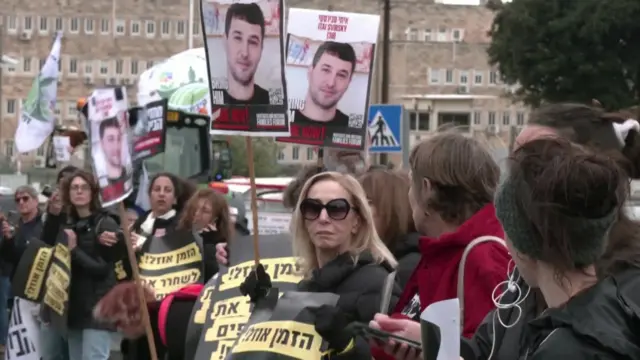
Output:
top-left (0, 0), bottom-right (523, 169)
top-left (0, 0), bottom-right (204, 168)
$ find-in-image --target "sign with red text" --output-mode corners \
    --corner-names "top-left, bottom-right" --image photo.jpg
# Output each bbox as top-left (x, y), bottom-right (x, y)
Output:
top-left (131, 98), bottom-right (168, 161)
top-left (202, 0), bottom-right (289, 136)
top-left (87, 87), bottom-right (134, 207)
top-left (276, 9), bottom-right (379, 150)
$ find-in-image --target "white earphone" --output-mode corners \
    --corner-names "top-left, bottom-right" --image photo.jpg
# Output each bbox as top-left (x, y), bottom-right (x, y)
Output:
top-left (487, 259), bottom-right (531, 360)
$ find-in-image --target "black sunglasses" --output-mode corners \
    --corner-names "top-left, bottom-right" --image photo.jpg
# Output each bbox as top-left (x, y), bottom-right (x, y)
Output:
top-left (15, 196), bottom-right (30, 204)
top-left (299, 198), bottom-right (354, 221)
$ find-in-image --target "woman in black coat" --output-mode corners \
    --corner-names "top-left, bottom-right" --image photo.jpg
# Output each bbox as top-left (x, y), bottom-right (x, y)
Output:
top-left (58, 170), bottom-right (120, 360)
top-left (243, 171), bottom-right (402, 359)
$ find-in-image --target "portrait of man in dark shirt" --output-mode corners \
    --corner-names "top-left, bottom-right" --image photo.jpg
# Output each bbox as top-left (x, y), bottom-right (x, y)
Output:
top-left (223, 2), bottom-right (270, 105)
top-left (98, 117), bottom-right (128, 186)
top-left (293, 41), bottom-right (356, 127)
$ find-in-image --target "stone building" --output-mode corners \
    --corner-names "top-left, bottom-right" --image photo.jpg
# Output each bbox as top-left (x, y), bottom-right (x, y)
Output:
top-left (1, 0), bottom-right (521, 169)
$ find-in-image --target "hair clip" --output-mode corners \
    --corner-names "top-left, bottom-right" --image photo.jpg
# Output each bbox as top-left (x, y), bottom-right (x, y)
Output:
top-left (613, 119), bottom-right (640, 147)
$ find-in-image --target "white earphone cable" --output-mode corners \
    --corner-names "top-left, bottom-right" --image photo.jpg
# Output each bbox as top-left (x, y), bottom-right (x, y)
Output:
top-left (487, 260), bottom-right (531, 360)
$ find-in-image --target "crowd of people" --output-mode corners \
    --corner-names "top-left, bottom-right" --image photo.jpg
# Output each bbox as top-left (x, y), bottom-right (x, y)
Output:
top-left (1, 102), bottom-right (640, 360)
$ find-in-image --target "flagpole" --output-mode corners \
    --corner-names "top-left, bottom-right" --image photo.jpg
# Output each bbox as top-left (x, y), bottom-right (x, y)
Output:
top-left (188, 0), bottom-right (194, 49)
top-left (0, 24), bottom-right (4, 153)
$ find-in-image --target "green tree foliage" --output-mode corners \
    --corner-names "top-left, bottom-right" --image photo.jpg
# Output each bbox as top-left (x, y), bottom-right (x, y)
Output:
top-left (487, 0), bottom-right (640, 110)
top-left (227, 136), bottom-right (282, 177)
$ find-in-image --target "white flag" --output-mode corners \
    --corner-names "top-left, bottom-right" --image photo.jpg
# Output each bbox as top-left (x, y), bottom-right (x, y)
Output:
top-left (15, 32), bottom-right (62, 153)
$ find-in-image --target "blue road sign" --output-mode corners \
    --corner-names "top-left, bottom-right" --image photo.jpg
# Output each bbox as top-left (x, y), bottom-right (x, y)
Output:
top-left (368, 104), bottom-right (403, 153)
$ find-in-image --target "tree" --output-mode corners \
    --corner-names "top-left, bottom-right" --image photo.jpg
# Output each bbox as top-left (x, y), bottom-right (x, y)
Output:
top-left (487, 0), bottom-right (640, 110)
top-left (226, 136), bottom-right (283, 177)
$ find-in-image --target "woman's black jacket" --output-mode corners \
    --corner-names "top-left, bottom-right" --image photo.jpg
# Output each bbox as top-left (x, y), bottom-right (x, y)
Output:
top-left (66, 211), bottom-right (120, 330)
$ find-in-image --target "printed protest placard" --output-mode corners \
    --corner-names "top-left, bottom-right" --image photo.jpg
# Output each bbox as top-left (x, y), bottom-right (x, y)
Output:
top-left (87, 87), bottom-right (134, 206)
top-left (277, 9), bottom-right (379, 150)
top-left (201, 0), bottom-right (289, 136)
top-left (4, 298), bottom-right (40, 360)
top-left (52, 135), bottom-right (71, 162)
top-left (131, 98), bottom-right (168, 161)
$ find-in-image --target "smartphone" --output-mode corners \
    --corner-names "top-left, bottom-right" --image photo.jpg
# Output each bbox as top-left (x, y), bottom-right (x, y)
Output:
top-left (379, 271), bottom-right (396, 314)
top-left (351, 322), bottom-right (422, 349)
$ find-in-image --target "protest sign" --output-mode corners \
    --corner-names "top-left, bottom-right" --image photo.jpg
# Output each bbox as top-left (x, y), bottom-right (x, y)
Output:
top-left (247, 212), bottom-right (291, 235)
top-left (131, 98), bottom-right (168, 161)
top-left (52, 136), bottom-right (71, 162)
top-left (4, 298), bottom-right (41, 360)
top-left (191, 233), bottom-right (302, 360)
top-left (138, 229), bottom-right (205, 302)
top-left (42, 240), bottom-right (71, 334)
top-left (277, 9), bottom-right (379, 150)
top-left (87, 86), bottom-right (134, 206)
top-left (11, 240), bottom-right (53, 302)
top-left (201, 0), bottom-right (289, 136)
top-left (229, 291), bottom-right (338, 360)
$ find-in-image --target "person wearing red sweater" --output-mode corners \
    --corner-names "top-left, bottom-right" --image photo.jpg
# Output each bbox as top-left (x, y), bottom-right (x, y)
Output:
top-left (371, 132), bottom-right (511, 360)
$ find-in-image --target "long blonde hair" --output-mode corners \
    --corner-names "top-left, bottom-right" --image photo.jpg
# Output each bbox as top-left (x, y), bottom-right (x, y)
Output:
top-left (290, 171), bottom-right (398, 277)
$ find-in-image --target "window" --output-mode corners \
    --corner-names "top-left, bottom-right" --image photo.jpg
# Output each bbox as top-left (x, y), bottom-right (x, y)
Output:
top-left (405, 28), bottom-right (418, 41)
top-left (39, 58), bottom-right (46, 70)
top-left (130, 60), bottom-right (139, 75)
top-left (306, 147), bottom-right (314, 161)
top-left (115, 19), bottom-right (125, 35)
top-left (131, 21), bottom-right (141, 35)
top-left (489, 71), bottom-right (498, 85)
top-left (23, 58), bottom-right (32, 72)
top-left (68, 58), bottom-right (78, 74)
top-left (459, 70), bottom-right (469, 84)
top-left (99, 61), bottom-right (109, 75)
top-left (67, 101), bottom-right (77, 118)
top-left (84, 61), bottom-right (93, 75)
top-left (5, 141), bottom-right (14, 158)
top-left (161, 20), bottom-right (170, 36)
top-left (176, 20), bottom-right (186, 37)
top-left (6, 62), bottom-right (16, 73)
top-left (39, 17), bottom-right (48, 33)
top-left (429, 68), bottom-right (440, 84)
top-left (488, 112), bottom-right (496, 125)
top-left (7, 16), bottom-right (17, 32)
top-left (55, 17), bottom-right (63, 31)
top-left (6, 100), bottom-right (16, 115)
top-left (277, 151), bottom-right (284, 161)
top-left (115, 60), bottom-right (123, 75)
top-left (69, 18), bottom-right (79, 33)
top-left (473, 70), bottom-right (483, 85)
top-left (146, 20), bottom-right (156, 36)
top-left (146, 60), bottom-right (154, 69)
top-left (23, 16), bottom-right (33, 31)
top-left (57, 58), bottom-right (62, 72)
top-left (37, 146), bottom-right (45, 156)
top-left (502, 112), bottom-right (510, 126)
top-left (192, 22), bottom-right (200, 36)
top-left (292, 146), bottom-right (299, 160)
top-left (516, 112), bottom-right (525, 126)
top-left (445, 69), bottom-right (454, 84)
top-left (422, 29), bottom-right (432, 42)
top-left (85, 19), bottom-right (94, 34)
top-left (54, 101), bottom-right (62, 115)
top-left (409, 112), bottom-right (430, 131)
top-left (452, 29), bottom-right (464, 42)
top-left (473, 111), bottom-right (481, 125)
top-left (100, 19), bottom-right (110, 34)
top-left (437, 27), bottom-right (447, 42)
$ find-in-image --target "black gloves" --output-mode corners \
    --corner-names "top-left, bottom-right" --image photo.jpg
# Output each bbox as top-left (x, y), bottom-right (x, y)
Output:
top-left (239, 264), bottom-right (272, 303)
top-left (311, 305), bottom-right (355, 354)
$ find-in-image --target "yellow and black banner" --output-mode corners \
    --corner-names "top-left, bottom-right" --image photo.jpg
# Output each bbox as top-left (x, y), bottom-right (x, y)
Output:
top-left (189, 233), bottom-right (303, 360)
top-left (42, 237), bottom-right (72, 333)
top-left (11, 239), bottom-right (54, 303)
top-left (138, 229), bottom-right (205, 302)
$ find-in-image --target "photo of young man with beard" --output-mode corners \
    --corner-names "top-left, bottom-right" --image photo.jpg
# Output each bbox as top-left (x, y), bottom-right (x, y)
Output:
top-left (223, 2), bottom-right (270, 105)
top-left (98, 117), bottom-right (129, 186)
top-left (292, 41), bottom-right (356, 127)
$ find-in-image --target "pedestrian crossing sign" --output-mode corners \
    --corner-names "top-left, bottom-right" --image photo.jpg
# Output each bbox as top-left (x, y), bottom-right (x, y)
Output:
top-left (368, 104), bottom-right (403, 153)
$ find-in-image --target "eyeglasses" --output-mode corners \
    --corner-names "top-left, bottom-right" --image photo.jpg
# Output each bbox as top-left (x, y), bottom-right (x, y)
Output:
top-left (299, 198), bottom-right (354, 221)
top-left (71, 184), bottom-right (91, 193)
top-left (15, 196), bottom-right (30, 204)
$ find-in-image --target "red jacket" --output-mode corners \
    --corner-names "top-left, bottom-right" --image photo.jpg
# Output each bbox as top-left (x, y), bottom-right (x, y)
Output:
top-left (373, 204), bottom-right (509, 359)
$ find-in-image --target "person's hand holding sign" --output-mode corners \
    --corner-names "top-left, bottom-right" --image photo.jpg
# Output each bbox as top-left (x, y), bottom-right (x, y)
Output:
top-left (99, 231), bottom-right (119, 247)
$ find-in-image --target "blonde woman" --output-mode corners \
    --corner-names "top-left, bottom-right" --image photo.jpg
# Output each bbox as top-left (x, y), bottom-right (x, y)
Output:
top-left (240, 171), bottom-right (401, 359)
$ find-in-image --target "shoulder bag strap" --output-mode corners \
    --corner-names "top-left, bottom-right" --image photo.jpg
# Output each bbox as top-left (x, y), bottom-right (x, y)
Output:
top-left (457, 235), bottom-right (506, 330)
